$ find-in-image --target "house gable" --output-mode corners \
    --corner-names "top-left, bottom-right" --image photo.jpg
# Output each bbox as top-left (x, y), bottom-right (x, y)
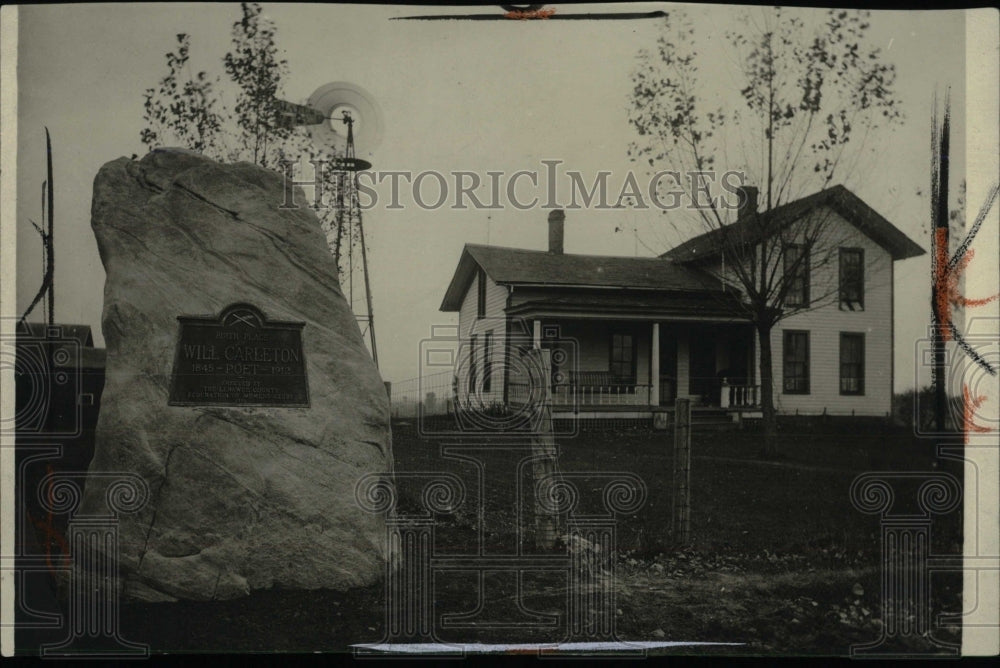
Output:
top-left (685, 205), bottom-right (897, 415)
top-left (455, 259), bottom-right (509, 406)
top-left (661, 185), bottom-right (925, 264)
top-left (765, 208), bottom-right (895, 416)
top-left (440, 247), bottom-right (482, 312)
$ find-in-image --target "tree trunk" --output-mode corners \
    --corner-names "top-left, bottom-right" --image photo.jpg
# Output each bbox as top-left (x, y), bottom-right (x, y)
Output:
top-left (756, 323), bottom-right (779, 458)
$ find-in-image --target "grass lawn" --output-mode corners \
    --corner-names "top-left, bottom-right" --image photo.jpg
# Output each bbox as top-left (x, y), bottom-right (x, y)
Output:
top-left (59, 419), bottom-right (960, 656)
top-left (392, 419), bottom-right (959, 557)
top-left (384, 419), bottom-right (963, 655)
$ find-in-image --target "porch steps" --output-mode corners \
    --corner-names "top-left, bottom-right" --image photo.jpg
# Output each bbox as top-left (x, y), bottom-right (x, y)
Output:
top-left (690, 407), bottom-right (736, 431)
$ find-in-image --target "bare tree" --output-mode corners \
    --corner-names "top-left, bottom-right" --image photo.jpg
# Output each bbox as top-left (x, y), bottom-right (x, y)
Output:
top-left (628, 7), bottom-right (901, 456)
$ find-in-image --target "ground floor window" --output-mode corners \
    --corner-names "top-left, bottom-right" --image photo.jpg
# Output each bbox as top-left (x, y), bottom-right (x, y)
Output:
top-left (468, 334), bottom-right (478, 394)
top-left (783, 330), bottom-right (809, 394)
top-left (483, 331), bottom-right (493, 393)
top-left (610, 332), bottom-right (635, 382)
top-left (840, 332), bottom-right (865, 395)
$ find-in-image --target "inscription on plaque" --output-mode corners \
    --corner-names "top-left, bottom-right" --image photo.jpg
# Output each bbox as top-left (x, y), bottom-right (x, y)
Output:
top-left (168, 303), bottom-right (309, 407)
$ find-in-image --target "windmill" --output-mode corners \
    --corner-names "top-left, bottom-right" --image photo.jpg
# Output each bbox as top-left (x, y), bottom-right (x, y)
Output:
top-left (300, 82), bottom-right (384, 369)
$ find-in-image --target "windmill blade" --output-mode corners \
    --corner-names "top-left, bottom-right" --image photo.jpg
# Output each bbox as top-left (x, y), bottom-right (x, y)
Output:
top-left (274, 99), bottom-right (328, 128)
top-left (307, 82), bottom-right (384, 155)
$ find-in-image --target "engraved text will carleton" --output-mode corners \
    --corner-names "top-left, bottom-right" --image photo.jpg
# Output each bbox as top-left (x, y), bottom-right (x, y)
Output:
top-left (168, 303), bottom-right (309, 407)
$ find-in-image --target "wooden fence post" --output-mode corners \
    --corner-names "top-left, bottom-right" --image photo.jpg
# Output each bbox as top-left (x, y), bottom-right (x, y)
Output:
top-left (530, 348), bottom-right (560, 550)
top-left (672, 397), bottom-right (691, 545)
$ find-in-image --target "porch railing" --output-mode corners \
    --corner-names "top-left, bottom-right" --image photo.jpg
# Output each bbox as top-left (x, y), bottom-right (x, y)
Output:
top-left (508, 381), bottom-right (653, 407)
top-left (552, 383), bottom-right (653, 406)
top-left (720, 380), bottom-right (760, 409)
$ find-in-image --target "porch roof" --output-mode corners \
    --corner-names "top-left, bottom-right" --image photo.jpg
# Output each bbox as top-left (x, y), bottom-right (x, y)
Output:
top-left (506, 291), bottom-right (751, 321)
top-left (441, 243), bottom-right (728, 311)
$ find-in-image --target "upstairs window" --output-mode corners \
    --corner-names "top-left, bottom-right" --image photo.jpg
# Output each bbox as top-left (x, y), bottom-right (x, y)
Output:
top-left (477, 269), bottom-right (487, 318)
top-left (783, 244), bottom-right (810, 307)
top-left (745, 246), bottom-right (758, 287)
top-left (839, 248), bottom-right (864, 310)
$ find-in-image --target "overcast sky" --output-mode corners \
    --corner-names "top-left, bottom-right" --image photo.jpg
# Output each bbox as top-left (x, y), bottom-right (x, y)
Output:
top-left (13, 3), bottom-right (973, 390)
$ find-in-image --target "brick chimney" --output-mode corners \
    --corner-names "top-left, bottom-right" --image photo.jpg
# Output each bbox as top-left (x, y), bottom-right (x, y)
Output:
top-left (548, 209), bottom-right (565, 254)
top-left (737, 186), bottom-right (759, 218)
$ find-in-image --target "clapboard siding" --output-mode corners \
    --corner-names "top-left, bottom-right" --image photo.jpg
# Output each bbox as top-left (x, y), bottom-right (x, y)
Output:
top-left (762, 208), bottom-right (893, 416)
top-left (697, 206), bottom-right (894, 415)
top-left (457, 269), bottom-right (508, 404)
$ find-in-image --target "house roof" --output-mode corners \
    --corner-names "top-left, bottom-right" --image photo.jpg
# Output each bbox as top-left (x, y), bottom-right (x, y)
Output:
top-left (660, 185), bottom-right (926, 263)
top-left (440, 244), bottom-right (725, 311)
top-left (15, 322), bottom-right (105, 369)
top-left (18, 322), bottom-right (95, 347)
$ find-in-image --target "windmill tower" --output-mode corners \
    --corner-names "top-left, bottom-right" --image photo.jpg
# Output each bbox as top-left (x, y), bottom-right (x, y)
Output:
top-left (306, 82), bottom-right (384, 368)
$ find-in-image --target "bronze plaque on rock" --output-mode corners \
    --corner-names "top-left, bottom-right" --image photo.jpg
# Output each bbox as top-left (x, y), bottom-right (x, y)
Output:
top-left (168, 303), bottom-right (309, 407)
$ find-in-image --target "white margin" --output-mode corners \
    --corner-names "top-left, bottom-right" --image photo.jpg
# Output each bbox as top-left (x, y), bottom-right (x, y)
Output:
top-left (0, 4), bottom-right (19, 658)
top-left (352, 640), bottom-right (745, 654)
top-left (962, 6), bottom-right (1000, 658)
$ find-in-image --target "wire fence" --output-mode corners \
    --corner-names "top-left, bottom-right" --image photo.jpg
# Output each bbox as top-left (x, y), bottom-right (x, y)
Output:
top-left (388, 370), bottom-right (455, 418)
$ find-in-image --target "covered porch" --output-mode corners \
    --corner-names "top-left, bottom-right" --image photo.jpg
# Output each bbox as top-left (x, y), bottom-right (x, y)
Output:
top-left (508, 315), bottom-right (761, 412)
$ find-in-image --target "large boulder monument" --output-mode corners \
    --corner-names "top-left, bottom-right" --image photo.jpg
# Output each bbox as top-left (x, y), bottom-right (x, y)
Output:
top-left (79, 149), bottom-right (392, 601)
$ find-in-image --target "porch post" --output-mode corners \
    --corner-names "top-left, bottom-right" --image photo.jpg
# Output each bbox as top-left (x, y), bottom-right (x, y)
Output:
top-left (677, 330), bottom-right (690, 399)
top-left (532, 319), bottom-right (542, 350)
top-left (651, 322), bottom-right (660, 406)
